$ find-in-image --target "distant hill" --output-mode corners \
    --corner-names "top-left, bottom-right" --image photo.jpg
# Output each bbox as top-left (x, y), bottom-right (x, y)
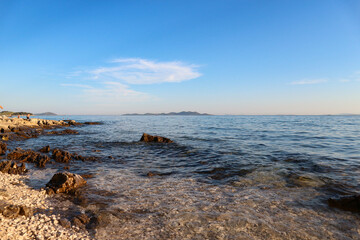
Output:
top-left (124, 111), bottom-right (210, 116)
top-left (34, 112), bottom-right (57, 116)
top-left (0, 111), bottom-right (33, 116)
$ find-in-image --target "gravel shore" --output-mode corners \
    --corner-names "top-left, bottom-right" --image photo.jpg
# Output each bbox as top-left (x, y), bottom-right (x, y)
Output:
top-left (0, 166), bottom-right (92, 240)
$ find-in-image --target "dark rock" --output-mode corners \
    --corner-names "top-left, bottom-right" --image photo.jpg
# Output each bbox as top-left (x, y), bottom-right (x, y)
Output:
top-left (84, 122), bottom-right (102, 125)
top-left (63, 166), bottom-right (70, 170)
top-left (72, 217), bottom-right (85, 229)
top-left (19, 206), bottom-right (33, 217)
top-left (146, 172), bottom-right (158, 177)
top-left (72, 153), bottom-right (85, 161)
top-left (76, 214), bottom-right (90, 224)
top-left (39, 145), bottom-right (50, 153)
top-left (52, 149), bottom-right (72, 163)
top-left (328, 195), bottom-right (360, 212)
top-left (140, 133), bottom-right (173, 143)
top-left (0, 160), bottom-right (27, 174)
top-left (59, 218), bottom-right (71, 228)
top-left (45, 172), bottom-right (87, 194)
top-left (0, 141), bottom-right (6, 155)
top-left (2, 205), bottom-right (20, 218)
top-left (47, 129), bottom-right (79, 135)
top-left (7, 148), bottom-right (50, 168)
top-left (92, 150), bottom-right (101, 152)
top-left (63, 120), bottom-right (82, 126)
top-left (81, 174), bottom-right (94, 179)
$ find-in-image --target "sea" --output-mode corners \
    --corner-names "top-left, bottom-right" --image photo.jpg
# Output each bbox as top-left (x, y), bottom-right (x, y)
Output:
top-left (7, 115), bottom-right (360, 239)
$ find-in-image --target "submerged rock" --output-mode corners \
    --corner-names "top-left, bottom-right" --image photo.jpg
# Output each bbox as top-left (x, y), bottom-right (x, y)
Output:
top-left (84, 122), bottom-right (102, 125)
top-left (0, 141), bottom-right (6, 155)
top-left (39, 145), bottom-right (51, 153)
top-left (140, 133), bottom-right (173, 143)
top-left (45, 172), bottom-right (87, 194)
top-left (47, 129), bottom-right (79, 135)
top-left (52, 148), bottom-right (72, 163)
top-left (0, 160), bottom-right (27, 174)
top-left (328, 195), bottom-right (360, 213)
top-left (7, 148), bottom-right (50, 168)
top-left (0, 204), bottom-right (33, 218)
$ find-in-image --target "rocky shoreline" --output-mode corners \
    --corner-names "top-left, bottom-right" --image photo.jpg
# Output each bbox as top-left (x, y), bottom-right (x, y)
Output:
top-left (0, 116), bottom-right (94, 239)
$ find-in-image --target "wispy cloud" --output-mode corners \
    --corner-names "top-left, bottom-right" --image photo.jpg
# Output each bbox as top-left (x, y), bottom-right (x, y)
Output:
top-left (89, 58), bottom-right (201, 84)
top-left (290, 79), bottom-right (328, 85)
top-left (62, 57), bottom-right (201, 103)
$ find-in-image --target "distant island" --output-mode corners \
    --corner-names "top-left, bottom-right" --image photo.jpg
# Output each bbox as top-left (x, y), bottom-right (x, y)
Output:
top-left (123, 111), bottom-right (211, 116)
top-left (0, 111), bottom-right (33, 116)
top-left (34, 112), bottom-right (57, 116)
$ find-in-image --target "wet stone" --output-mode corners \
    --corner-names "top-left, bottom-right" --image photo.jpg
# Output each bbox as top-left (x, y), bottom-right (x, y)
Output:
top-left (46, 172), bottom-right (87, 194)
top-left (47, 129), bottom-right (79, 135)
top-left (0, 141), bottom-right (7, 155)
top-left (328, 195), bottom-right (360, 213)
top-left (52, 149), bottom-right (72, 163)
top-left (39, 145), bottom-right (50, 153)
top-left (140, 133), bottom-right (174, 143)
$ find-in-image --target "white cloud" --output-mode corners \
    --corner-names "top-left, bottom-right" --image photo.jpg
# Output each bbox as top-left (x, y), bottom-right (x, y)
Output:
top-left (290, 79), bottom-right (328, 85)
top-left (89, 58), bottom-right (201, 84)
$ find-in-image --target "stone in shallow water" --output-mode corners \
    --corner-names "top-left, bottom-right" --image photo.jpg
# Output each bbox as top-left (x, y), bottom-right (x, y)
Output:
top-left (328, 195), bottom-right (360, 213)
top-left (7, 148), bottom-right (50, 168)
top-left (52, 149), bottom-right (72, 163)
top-left (46, 172), bottom-right (87, 194)
top-left (39, 145), bottom-right (50, 153)
top-left (140, 133), bottom-right (173, 143)
top-left (0, 141), bottom-right (6, 155)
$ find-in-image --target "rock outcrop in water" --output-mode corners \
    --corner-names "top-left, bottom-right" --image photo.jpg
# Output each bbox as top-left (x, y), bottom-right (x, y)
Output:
top-left (45, 172), bottom-right (87, 194)
top-left (0, 141), bottom-right (6, 155)
top-left (7, 148), bottom-right (50, 168)
top-left (328, 195), bottom-right (360, 213)
top-left (0, 160), bottom-right (27, 174)
top-left (39, 145), bottom-right (50, 153)
top-left (52, 148), bottom-right (72, 163)
top-left (140, 133), bottom-right (173, 143)
top-left (47, 129), bottom-right (79, 135)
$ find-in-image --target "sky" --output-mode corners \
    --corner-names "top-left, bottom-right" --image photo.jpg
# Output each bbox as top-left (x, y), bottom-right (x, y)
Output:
top-left (0, 0), bottom-right (360, 115)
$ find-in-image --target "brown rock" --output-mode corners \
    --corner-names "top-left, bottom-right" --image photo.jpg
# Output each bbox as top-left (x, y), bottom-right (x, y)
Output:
top-left (76, 214), bottom-right (90, 224)
top-left (72, 217), bottom-right (85, 229)
top-left (140, 133), bottom-right (173, 143)
top-left (0, 160), bottom-right (27, 174)
top-left (0, 141), bottom-right (7, 155)
top-left (19, 206), bottom-right (33, 217)
top-left (7, 148), bottom-right (50, 168)
top-left (47, 129), bottom-right (79, 135)
top-left (39, 145), bottom-right (50, 153)
top-left (2, 205), bottom-right (20, 218)
top-left (59, 218), bottom-right (71, 228)
top-left (45, 172), bottom-right (87, 194)
top-left (84, 122), bottom-right (102, 125)
top-left (52, 149), bottom-right (72, 163)
top-left (328, 195), bottom-right (360, 212)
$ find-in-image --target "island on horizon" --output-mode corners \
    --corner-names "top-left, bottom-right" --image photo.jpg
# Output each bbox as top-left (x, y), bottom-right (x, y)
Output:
top-left (123, 111), bottom-right (211, 116)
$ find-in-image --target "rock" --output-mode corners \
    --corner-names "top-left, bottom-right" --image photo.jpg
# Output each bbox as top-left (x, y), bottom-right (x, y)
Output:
top-left (45, 172), bottom-right (87, 194)
top-left (63, 166), bottom-right (70, 170)
top-left (84, 122), bottom-right (102, 125)
top-left (39, 145), bottom-right (50, 153)
top-left (59, 218), bottom-right (71, 228)
top-left (0, 160), bottom-right (27, 174)
top-left (146, 171), bottom-right (159, 177)
top-left (52, 149), bottom-right (72, 163)
top-left (140, 133), bottom-right (173, 143)
top-left (19, 205), bottom-right (34, 217)
top-left (1, 205), bottom-right (20, 218)
top-left (328, 195), bottom-right (360, 213)
top-left (76, 214), bottom-right (90, 224)
top-left (0, 141), bottom-right (6, 155)
top-left (81, 174), bottom-right (94, 179)
top-left (7, 148), bottom-right (50, 168)
top-left (47, 129), bottom-right (79, 135)
top-left (1, 135), bottom-right (9, 141)
top-left (72, 217), bottom-right (85, 229)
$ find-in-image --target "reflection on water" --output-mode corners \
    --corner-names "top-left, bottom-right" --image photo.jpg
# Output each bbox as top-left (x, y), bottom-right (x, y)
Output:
top-left (7, 115), bottom-right (360, 239)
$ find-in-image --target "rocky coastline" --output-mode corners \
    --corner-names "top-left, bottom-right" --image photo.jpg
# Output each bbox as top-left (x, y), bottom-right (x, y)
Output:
top-left (0, 116), bottom-right (94, 239)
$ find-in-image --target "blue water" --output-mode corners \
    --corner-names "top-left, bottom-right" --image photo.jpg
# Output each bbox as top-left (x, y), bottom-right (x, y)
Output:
top-left (8, 115), bottom-right (360, 239)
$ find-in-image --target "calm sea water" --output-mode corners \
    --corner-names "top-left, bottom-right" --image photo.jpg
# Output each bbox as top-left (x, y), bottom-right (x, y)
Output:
top-left (8, 115), bottom-right (360, 239)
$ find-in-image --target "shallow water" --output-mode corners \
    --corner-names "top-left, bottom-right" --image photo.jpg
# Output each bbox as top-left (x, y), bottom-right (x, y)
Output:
top-left (7, 115), bottom-right (360, 239)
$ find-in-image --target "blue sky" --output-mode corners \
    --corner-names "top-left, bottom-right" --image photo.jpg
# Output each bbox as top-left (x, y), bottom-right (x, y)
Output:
top-left (1, 0), bottom-right (359, 115)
